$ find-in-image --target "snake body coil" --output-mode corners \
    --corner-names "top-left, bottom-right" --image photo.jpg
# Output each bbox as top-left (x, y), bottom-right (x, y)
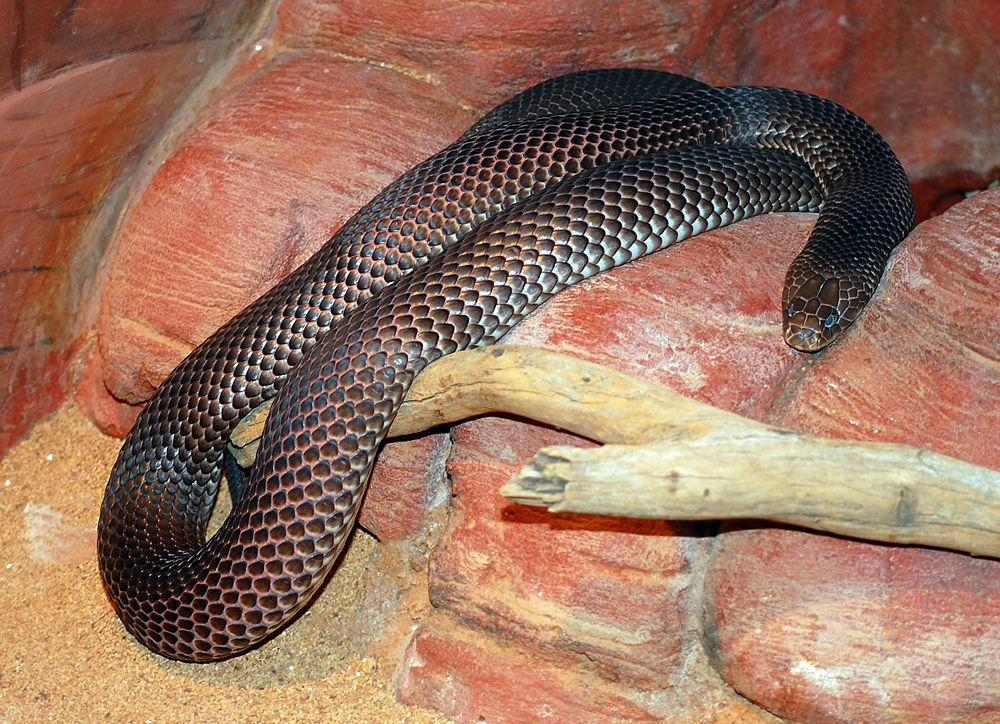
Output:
top-left (98, 69), bottom-right (914, 661)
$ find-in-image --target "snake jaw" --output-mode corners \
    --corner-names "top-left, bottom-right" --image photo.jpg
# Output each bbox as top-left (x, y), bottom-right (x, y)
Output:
top-left (784, 311), bottom-right (834, 352)
top-left (782, 273), bottom-right (848, 352)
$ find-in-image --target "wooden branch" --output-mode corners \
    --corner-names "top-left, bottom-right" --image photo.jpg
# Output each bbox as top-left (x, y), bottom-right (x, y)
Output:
top-left (228, 345), bottom-right (1000, 558)
top-left (504, 435), bottom-right (1000, 558)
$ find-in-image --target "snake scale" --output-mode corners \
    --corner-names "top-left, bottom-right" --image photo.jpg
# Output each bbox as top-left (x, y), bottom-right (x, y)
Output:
top-left (97, 68), bottom-right (915, 661)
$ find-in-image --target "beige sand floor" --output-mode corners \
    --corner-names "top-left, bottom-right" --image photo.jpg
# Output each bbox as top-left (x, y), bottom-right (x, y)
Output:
top-left (0, 404), bottom-right (448, 724)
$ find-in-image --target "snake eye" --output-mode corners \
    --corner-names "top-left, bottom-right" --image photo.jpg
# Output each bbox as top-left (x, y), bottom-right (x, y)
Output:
top-left (823, 314), bottom-right (837, 329)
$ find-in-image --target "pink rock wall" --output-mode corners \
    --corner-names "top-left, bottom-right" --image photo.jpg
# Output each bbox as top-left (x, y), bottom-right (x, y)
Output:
top-left (0, 0), bottom-right (266, 455)
top-left (273, 0), bottom-right (1000, 217)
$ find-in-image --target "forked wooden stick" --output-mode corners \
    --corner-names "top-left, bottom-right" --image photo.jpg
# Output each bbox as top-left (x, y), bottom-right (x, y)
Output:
top-left (229, 345), bottom-right (1000, 558)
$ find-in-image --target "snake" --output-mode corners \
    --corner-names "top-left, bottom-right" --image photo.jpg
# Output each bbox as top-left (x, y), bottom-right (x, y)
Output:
top-left (97, 68), bottom-right (915, 662)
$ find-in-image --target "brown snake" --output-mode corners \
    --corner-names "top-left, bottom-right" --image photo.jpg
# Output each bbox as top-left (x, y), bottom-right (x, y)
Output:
top-left (97, 69), bottom-right (915, 661)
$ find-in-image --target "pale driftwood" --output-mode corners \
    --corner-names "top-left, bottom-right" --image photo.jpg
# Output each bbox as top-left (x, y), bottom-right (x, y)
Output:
top-left (228, 345), bottom-right (1000, 558)
top-left (229, 402), bottom-right (272, 469)
top-left (505, 435), bottom-right (1000, 557)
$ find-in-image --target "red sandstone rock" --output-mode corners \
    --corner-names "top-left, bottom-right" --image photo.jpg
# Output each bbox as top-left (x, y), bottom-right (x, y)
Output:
top-left (399, 620), bottom-right (666, 723)
top-left (706, 528), bottom-right (1000, 724)
top-left (398, 615), bottom-right (776, 723)
top-left (361, 433), bottom-right (451, 544)
top-left (702, 190), bottom-right (1000, 723)
top-left (0, 1), bottom-right (261, 454)
top-left (272, 0), bottom-right (1000, 215)
top-left (74, 342), bottom-right (138, 439)
top-left (430, 417), bottom-right (691, 684)
top-left (94, 56), bottom-right (476, 413)
top-left (2, 0), bottom-right (266, 96)
top-left (0, 52), bottom-right (229, 453)
top-left (776, 189), bottom-right (1000, 468)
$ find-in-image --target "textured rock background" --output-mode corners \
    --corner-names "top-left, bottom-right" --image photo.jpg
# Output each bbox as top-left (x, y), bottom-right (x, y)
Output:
top-left (0, 0), bottom-right (267, 454)
top-left (3, 1), bottom-right (1000, 722)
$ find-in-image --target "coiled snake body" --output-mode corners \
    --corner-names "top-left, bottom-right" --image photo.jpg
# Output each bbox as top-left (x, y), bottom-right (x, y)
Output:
top-left (97, 69), bottom-right (915, 661)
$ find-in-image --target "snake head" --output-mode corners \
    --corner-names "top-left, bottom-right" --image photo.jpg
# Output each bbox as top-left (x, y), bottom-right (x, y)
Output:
top-left (782, 273), bottom-right (857, 352)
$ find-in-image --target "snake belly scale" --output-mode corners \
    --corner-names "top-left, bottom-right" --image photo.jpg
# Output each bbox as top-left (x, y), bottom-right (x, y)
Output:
top-left (97, 69), bottom-right (915, 661)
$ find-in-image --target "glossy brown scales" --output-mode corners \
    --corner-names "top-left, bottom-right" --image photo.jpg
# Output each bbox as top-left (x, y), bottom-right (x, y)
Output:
top-left (97, 70), bottom-right (915, 661)
top-left (140, 146), bottom-right (820, 661)
top-left (459, 67), bottom-right (710, 138)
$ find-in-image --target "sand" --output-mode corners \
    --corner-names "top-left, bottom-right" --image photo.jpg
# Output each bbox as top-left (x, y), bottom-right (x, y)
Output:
top-left (0, 404), bottom-right (449, 724)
